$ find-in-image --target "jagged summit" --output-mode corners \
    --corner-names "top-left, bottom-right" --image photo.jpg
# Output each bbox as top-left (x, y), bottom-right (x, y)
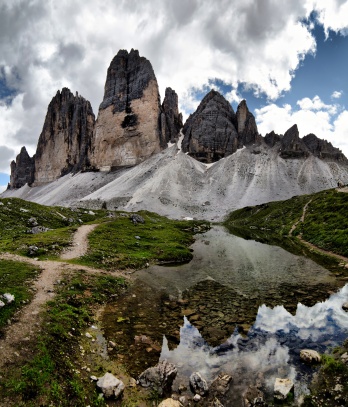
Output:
top-left (6, 49), bottom-right (348, 205)
top-left (90, 49), bottom-right (181, 170)
top-left (182, 90), bottom-right (239, 163)
top-left (182, 91), bottom-right (261, 163)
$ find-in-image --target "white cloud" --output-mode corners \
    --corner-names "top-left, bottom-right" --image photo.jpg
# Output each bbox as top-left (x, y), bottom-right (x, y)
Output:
top-left (0, 0), bottom-right (347, 171)
top-left (256, 95), bottom-right (348, 156)
top-left (331, 90), bottom-right (342, 99)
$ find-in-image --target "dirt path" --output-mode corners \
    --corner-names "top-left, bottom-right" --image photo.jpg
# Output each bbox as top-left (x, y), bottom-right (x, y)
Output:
top-left (288, 199), bottom-right (312, 236)
top-left (61, 223), bottom-right (98, 260)
top-left (0, 224), bottom-right (128, 371)
top-left (288, 198), bottom-right (348, 264)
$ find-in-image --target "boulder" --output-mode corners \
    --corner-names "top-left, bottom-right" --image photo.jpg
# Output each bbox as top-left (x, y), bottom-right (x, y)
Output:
top-left (96, 372), bottom-right (125, 399)
top-left (130, 214), bottom-right (145, 224)
top-left (209, 373), bottom-right (232, 396)
top-left (342, 302), bottom-right (348, 311)
top-left (189, 372), bottom-right (209, 396)
top-left (274, 378), bottom-right (294, 401)
top-left (138, 359), bottom-right (177, 396)
top-left (158, 398), bottom-right (183, 407)
top-left (242, 385), bottom-right (267, 407)
top-left (300, 349), bottom-right (321, 363)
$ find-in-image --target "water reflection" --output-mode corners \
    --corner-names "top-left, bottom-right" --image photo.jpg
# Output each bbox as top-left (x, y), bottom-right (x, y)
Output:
top-left (160, 284), bottom-right (348, 405)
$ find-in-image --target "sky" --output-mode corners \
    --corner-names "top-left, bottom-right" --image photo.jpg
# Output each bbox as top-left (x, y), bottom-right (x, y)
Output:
top-left (0, 0), bottom-right (348, 192)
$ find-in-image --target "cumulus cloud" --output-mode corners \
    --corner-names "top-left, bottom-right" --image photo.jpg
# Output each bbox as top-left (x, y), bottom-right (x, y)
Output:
top-left (0, 0), bottom-right (348, 173)
top-left (331, 90), bottom-right (343, 99)
top-left (255, 95), bottom-right (348, 155)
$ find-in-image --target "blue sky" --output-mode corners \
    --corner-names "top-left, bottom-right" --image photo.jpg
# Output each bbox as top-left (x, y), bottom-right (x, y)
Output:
top-left (1, 1), bottom-right (348, 191)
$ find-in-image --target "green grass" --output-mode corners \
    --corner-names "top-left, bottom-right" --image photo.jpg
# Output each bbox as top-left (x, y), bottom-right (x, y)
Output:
top-left (225, 189), bottom-right (348, 258)
top-left (75, 211), bottom-right (209, 270)
top-left (0, 197), bottom-right (108, 259)
top-left (0, 259), bottom-right (38, 332)
top-left (1, 271), bottom-right (127, 406)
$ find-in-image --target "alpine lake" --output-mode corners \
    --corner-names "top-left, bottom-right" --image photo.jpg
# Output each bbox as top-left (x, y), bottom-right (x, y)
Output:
top-left (96, 226), bottom-right (348, 406)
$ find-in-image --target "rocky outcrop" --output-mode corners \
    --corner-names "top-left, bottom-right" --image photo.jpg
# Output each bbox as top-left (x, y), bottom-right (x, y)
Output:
top-left (236, 99), bottom-right (260, 146)
top-left (34, 88), bottom-right (95, 184)
top-left (161, 87), bottom-right (183, 143)
top-left (303, 133), bottom-right (347, 162)
top-left (91, 49), bottom-right (166, 170)
top-left (182, 90), bottom-right (239, 163)
top-left (280, 124), bottom-right (309, 159)
top-left (264, 131), bottom-right (281, 148)
top-left (9, 147), bottom-right (35, 188)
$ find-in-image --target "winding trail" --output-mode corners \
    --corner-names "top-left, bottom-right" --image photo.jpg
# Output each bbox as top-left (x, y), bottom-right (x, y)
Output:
top-left (289, 198), bottom-right (348, 264)
top-left (61, 224), bottom-right (98, 260)
top-left (0, 224), bottom-right (127, 370)
top-left (288, 199), bottom-right (312, 237)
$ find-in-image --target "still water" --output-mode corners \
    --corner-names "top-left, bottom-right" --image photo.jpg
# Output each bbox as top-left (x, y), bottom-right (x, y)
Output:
top-left (102, 226), bottom-right (348, 405)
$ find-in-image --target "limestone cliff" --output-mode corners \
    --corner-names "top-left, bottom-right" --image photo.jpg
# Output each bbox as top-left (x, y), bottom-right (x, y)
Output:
top-left (9, 147), bottom-right (35, 189)
top-left (34, 88), bottom-right (95, 184)
top-left (91, 49), bottom-right (168, 170)
top-left (161, 87), bottom-right (183, 143)
top-left (302, 133), bottom-right (347, 162)
top-left (236, 99), bottom-right (260, 146)
top-left (182, 90), bottom-right (239, 163)
top-left (280, 124), bottom-right (310, 159)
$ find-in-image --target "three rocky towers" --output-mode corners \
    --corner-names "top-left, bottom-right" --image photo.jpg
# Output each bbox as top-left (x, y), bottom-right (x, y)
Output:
top-left (9, 49), bottom-right (346, 189)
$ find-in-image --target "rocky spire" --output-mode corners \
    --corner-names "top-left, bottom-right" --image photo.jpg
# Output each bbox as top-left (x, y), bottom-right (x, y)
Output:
top-left (34, 88), bottom-right (95, 184)
top-left (161, 87), bottom-right (183, 143)
top-left (91, 49), bottom-right (166, 170)
top-left (9, 146), bottom-right (35, 189)
top-left (280, 124), bottom-right (309, 159)
top-left (182, 90), bottom-right (239, 163)
top-left (236, 100), bottom-right (259, 146)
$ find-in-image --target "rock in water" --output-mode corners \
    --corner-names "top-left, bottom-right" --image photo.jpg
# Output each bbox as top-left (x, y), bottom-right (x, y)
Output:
top-left (9, 146), bottom-right (35, 189)
top-left (274, 378), bottom-right (294, 401)
top-left (182, 90), bottom-right (239, 163)
top-left (161, 87), bottom-right (183, 143)
top-left (34, 88), bottom-right (95, 184)
top-left (300, 349), bottom-right (321, 363)
top-left (138, 359), bottom-right (177, 396)
top-left (96, 372), bottom-right (125, 399)
top-left (189, 372), bottom-right (209, 396)
top-left (91, 49), bottom-right (172, 170)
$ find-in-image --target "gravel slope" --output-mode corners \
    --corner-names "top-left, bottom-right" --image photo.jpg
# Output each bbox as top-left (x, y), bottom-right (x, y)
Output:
top-left (3, 143), bottom-right (348, 220)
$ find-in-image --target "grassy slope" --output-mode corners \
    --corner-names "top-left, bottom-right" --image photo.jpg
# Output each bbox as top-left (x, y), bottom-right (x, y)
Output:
top-left (1, 271), bottom-right (128, 407)
top-left (225, 189), bottom-right (348, 258)
top-left (0, 197), bottom-right (107, 259)
top-left (76, 211), bottom-right (207, 270)
top-left (0, 259), bottom-right (38, 332)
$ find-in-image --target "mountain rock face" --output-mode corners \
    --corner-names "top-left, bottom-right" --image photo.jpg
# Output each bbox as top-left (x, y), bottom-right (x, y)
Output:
top-left (34, 88), bottom-right (95, 184)
top-left (161, 87), bottom-right (183, 143)
top-left (182, 91), bottom-right (261, 163)
top-left (91, 49), bottom-right (167, 170)
top-left (302, 133), bottom-right (347, 161)
top-left (264, 131), bottom-right (281, 147)
top-left (182, 90), bottom-right (239, 163)
top-left (236, 99), bottom-right (260, 146)
top-left (9, 147), bottom-right (35, 188)
top-left (279, 124), bottom-right (309, 159)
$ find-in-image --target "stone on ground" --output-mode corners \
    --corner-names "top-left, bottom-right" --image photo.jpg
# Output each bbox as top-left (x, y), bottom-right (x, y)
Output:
top-left (96, 372), bottom-right (125, 399)
top-left (274, 378), bottom-right (294, 401)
